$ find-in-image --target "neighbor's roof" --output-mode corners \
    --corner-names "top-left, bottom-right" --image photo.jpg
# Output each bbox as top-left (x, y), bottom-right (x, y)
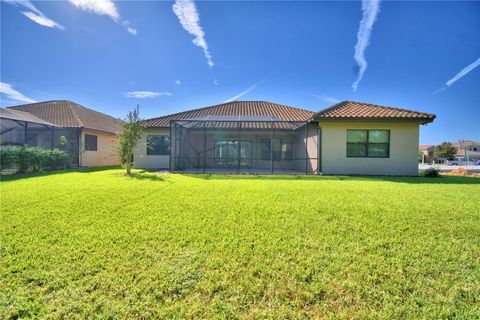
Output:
top-left (312, 101), bottom-right (436, 123)
top-left (143, 101), bottom-right (315, 127)
top-left (419, 145), bottom-right (434, 150)
top-left (0, 107), bottom-right (57, 126)
top-left (8, 100), bottom-right (123, 134)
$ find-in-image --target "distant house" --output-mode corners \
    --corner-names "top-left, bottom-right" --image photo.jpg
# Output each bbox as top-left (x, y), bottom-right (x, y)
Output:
top-left (134, 100), bottom-right (435, 176)
top-left (419, 145), bottom-right (435, 164)
top-left (4, 100), bottom-right (122, 167)
top-left (453, 140), bottom-right (480, 163)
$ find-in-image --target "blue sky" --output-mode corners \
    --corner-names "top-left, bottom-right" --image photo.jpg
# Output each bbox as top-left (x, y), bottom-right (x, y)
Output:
top-left (1, 0), bottom-right (479, 144)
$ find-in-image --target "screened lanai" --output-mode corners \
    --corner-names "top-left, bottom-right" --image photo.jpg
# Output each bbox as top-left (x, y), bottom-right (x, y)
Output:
top-left (170, 116), bottom-right (320, 174)
top-left (0, 108), bottom-right (80, 166)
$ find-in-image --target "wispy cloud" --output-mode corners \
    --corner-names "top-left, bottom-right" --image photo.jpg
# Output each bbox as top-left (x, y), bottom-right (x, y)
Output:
top-left (299, 92), bottom-right (340, 104)
top-left (352, 0), bottom-right (381, 92)
top-left (175, 80), bottom-right (181, 85)
top-left (434, 57), bottom-right (480, 94)
top-left (213, 79), bottom-right (219, 86)
top-left (0, 82), bottom-right (37, 103)
top-left (173, 0), bottom-right (214, 67)
top-left (3, 0), bottom-right (64, 30)
top-left (446, 57), bottom-right (480, 87)
top-left (123, 91), bottom-right (172, 99)
top-left (69, 0), bottom-right (136, 35)
top-left (224, 80), bottom-right (264, 103)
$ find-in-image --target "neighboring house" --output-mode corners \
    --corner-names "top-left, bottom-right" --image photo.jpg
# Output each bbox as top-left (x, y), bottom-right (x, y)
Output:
top-left (5, 100), bottom-right (122, 167)
top-left (419, 145), bottom-right (435, 164)
top-left (453, 140), bottom-right (480, 163)
top-left (134, 100), bottom-right (435, 176)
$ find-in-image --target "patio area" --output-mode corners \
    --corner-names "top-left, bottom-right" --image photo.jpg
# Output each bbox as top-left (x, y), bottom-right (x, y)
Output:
top-left (169, 118), bottom-right (320, 174)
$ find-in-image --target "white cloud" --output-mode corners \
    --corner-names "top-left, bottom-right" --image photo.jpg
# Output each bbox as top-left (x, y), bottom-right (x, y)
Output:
top-left (352, 0), bottom-right (381, 92)
top-left (224, 80), bottom-right (264, 103)
top-left (69, 0), bottom-right (119, 21)
top-left (69, 0), bottom-right (136, 35)
top-left (300, 92), bottom-right (340, 104)
top-left (213, 79), bottom-right (218, 86)
top-left (173, 0), bottom-right (214, 67)
top-left (175, 80), bottom-right (181, 85)
top-left (4, 0), bottom-right (64, 30)
top-left (0, 82), bottom-right (37, 104)
top-left (433, 57), bottom-right (480, 94)
top-left (21, 11), bottom-right (64, 29)
top-left (123, 91), bottom-right (172, 99)
top-left (445, 57), bottom-right (480, 87)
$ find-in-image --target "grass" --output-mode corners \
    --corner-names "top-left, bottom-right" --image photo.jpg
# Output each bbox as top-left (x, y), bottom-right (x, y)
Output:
top-left (1, 168), bottom-right (479, 319)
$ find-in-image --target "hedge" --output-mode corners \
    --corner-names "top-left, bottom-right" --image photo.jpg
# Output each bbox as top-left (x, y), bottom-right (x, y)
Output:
top-left (0, 145), bottom-right (69, 173)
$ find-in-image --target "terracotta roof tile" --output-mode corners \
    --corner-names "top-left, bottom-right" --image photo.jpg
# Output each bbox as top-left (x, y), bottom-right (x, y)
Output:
top-left (312, 101), bottom-right (435, 123)
top-left (143, 101), bottom-right (315, 127)
top-left (8, 100), bottom-right (123, 134)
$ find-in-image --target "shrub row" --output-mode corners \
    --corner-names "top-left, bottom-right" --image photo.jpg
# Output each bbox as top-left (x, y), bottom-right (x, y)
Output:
top-left (0, 145), bottom-right (69, 173)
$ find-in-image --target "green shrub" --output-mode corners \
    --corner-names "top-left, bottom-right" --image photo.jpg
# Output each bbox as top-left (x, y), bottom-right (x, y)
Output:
top-left (422, 167), bottom-right (440, 177)
top-left (0, 145), bottom-right (21, 169)
top-left (0, 145), bottom-right (69, 173)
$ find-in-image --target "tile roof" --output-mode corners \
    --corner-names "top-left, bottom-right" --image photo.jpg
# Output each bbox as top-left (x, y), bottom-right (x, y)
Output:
top-left (143, 101), bottom-right (315, 127)
top-left (0, 108), bottom-right (57, 126)
top-left (312, 101), bottom-right (436, 123)
top-left (8, 100), bottom-right (123, 134)
top-left (419, 145), bottom-right (434, 149)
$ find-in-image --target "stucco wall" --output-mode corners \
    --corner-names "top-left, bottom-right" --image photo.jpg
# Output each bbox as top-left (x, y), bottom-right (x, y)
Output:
top-left (80, 129), bottom-right (120, 167)
top-left (133, 128), bottom-right (170, 169)
top-left (319, 121), bottom-right (420, 176)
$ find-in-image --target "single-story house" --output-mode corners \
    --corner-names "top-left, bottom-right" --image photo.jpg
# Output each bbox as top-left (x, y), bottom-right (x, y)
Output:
top-left (419, 145), bottom-right (435, 164)
top-left (134, 100), bottom-right (435, 175)
top-left (5, 100), bottom-right (122, 167)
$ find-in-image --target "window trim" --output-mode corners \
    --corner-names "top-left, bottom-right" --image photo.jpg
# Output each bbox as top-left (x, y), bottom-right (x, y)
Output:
top-left (146, 135), bottom-right (170, 156)
top-left (346, 129), bottom-right (390, 158)
top-left (84, 134), bottom-right (98, 152)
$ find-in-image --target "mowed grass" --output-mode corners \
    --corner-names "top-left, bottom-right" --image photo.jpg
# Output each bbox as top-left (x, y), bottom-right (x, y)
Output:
top-left (1, 168), bottom-right (479, 319)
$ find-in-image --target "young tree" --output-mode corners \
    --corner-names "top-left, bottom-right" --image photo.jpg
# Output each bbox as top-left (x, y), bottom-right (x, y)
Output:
top-left (118, 105), bottom-right (143, 174)
top-left (434, 141), bottom-right (457, 162)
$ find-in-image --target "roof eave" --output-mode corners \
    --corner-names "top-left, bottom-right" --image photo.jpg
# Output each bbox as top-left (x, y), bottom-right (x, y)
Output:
top-left (312, 116), bottom-right (436, 124)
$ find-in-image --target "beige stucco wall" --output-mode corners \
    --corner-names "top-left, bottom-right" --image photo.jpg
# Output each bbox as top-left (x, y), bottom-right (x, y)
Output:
top-left (319, 121), bottom-right (420, 176)
top-left (133, 128), bottom-right (170, 169)
top-left (80, 129), bottom-right (120, 167)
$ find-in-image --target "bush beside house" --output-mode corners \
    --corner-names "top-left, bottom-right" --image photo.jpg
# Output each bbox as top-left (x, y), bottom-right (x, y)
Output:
top-left (0, 145), bottom-right (69, 173)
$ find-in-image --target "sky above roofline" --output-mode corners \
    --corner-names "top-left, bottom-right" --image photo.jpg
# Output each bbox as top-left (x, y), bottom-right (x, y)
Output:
top-left (1, 0), bottom-right (479, 144)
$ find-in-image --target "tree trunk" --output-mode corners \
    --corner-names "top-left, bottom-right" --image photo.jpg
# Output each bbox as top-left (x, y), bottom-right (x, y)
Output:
top-left (126, 163), bottom-right (131, 175)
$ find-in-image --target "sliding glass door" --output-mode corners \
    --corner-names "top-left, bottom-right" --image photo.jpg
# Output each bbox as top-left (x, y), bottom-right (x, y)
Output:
top-left (214, 140), bottom-right (253, 168)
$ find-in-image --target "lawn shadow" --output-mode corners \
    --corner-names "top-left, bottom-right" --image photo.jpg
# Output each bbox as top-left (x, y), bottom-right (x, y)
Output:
top-left (120, 171), bottom-right (166, 182)
top-left (0, 166), bottom-right (121, 182)
top-left (183, 173), bottom-right (480, 185)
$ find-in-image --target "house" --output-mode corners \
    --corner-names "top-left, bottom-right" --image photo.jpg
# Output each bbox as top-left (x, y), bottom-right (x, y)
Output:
top-left (419, 145), bottom-right (435, 164)
top-left (5, 100), bottom-right (122, 167)
top-left (453, 140), bottom-right (480, 163)
top-left (134, 100), bottom-right (435, 175)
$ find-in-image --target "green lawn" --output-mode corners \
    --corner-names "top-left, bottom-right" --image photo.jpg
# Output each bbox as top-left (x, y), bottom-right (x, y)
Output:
top-left (1, 168), bottom-right (479, 319)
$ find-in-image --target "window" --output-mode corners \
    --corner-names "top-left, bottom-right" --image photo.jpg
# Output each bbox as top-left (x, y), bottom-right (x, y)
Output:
top-left (147, 135), bottom-right (170, 155)
top-left (261, 138), bottom-right (294, 160)
top-left (84, 134), bottom-right (97, 151)
top-left (347, 130), bottom-right (390, 158)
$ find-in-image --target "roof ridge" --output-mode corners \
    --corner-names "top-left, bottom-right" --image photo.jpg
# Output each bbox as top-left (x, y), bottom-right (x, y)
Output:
top-left (144, 100), bottom-right (315, 122)
top-left (312, 100), bottom-right (349, 117)
top-left (67, 101), bottom-right (84, 127)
